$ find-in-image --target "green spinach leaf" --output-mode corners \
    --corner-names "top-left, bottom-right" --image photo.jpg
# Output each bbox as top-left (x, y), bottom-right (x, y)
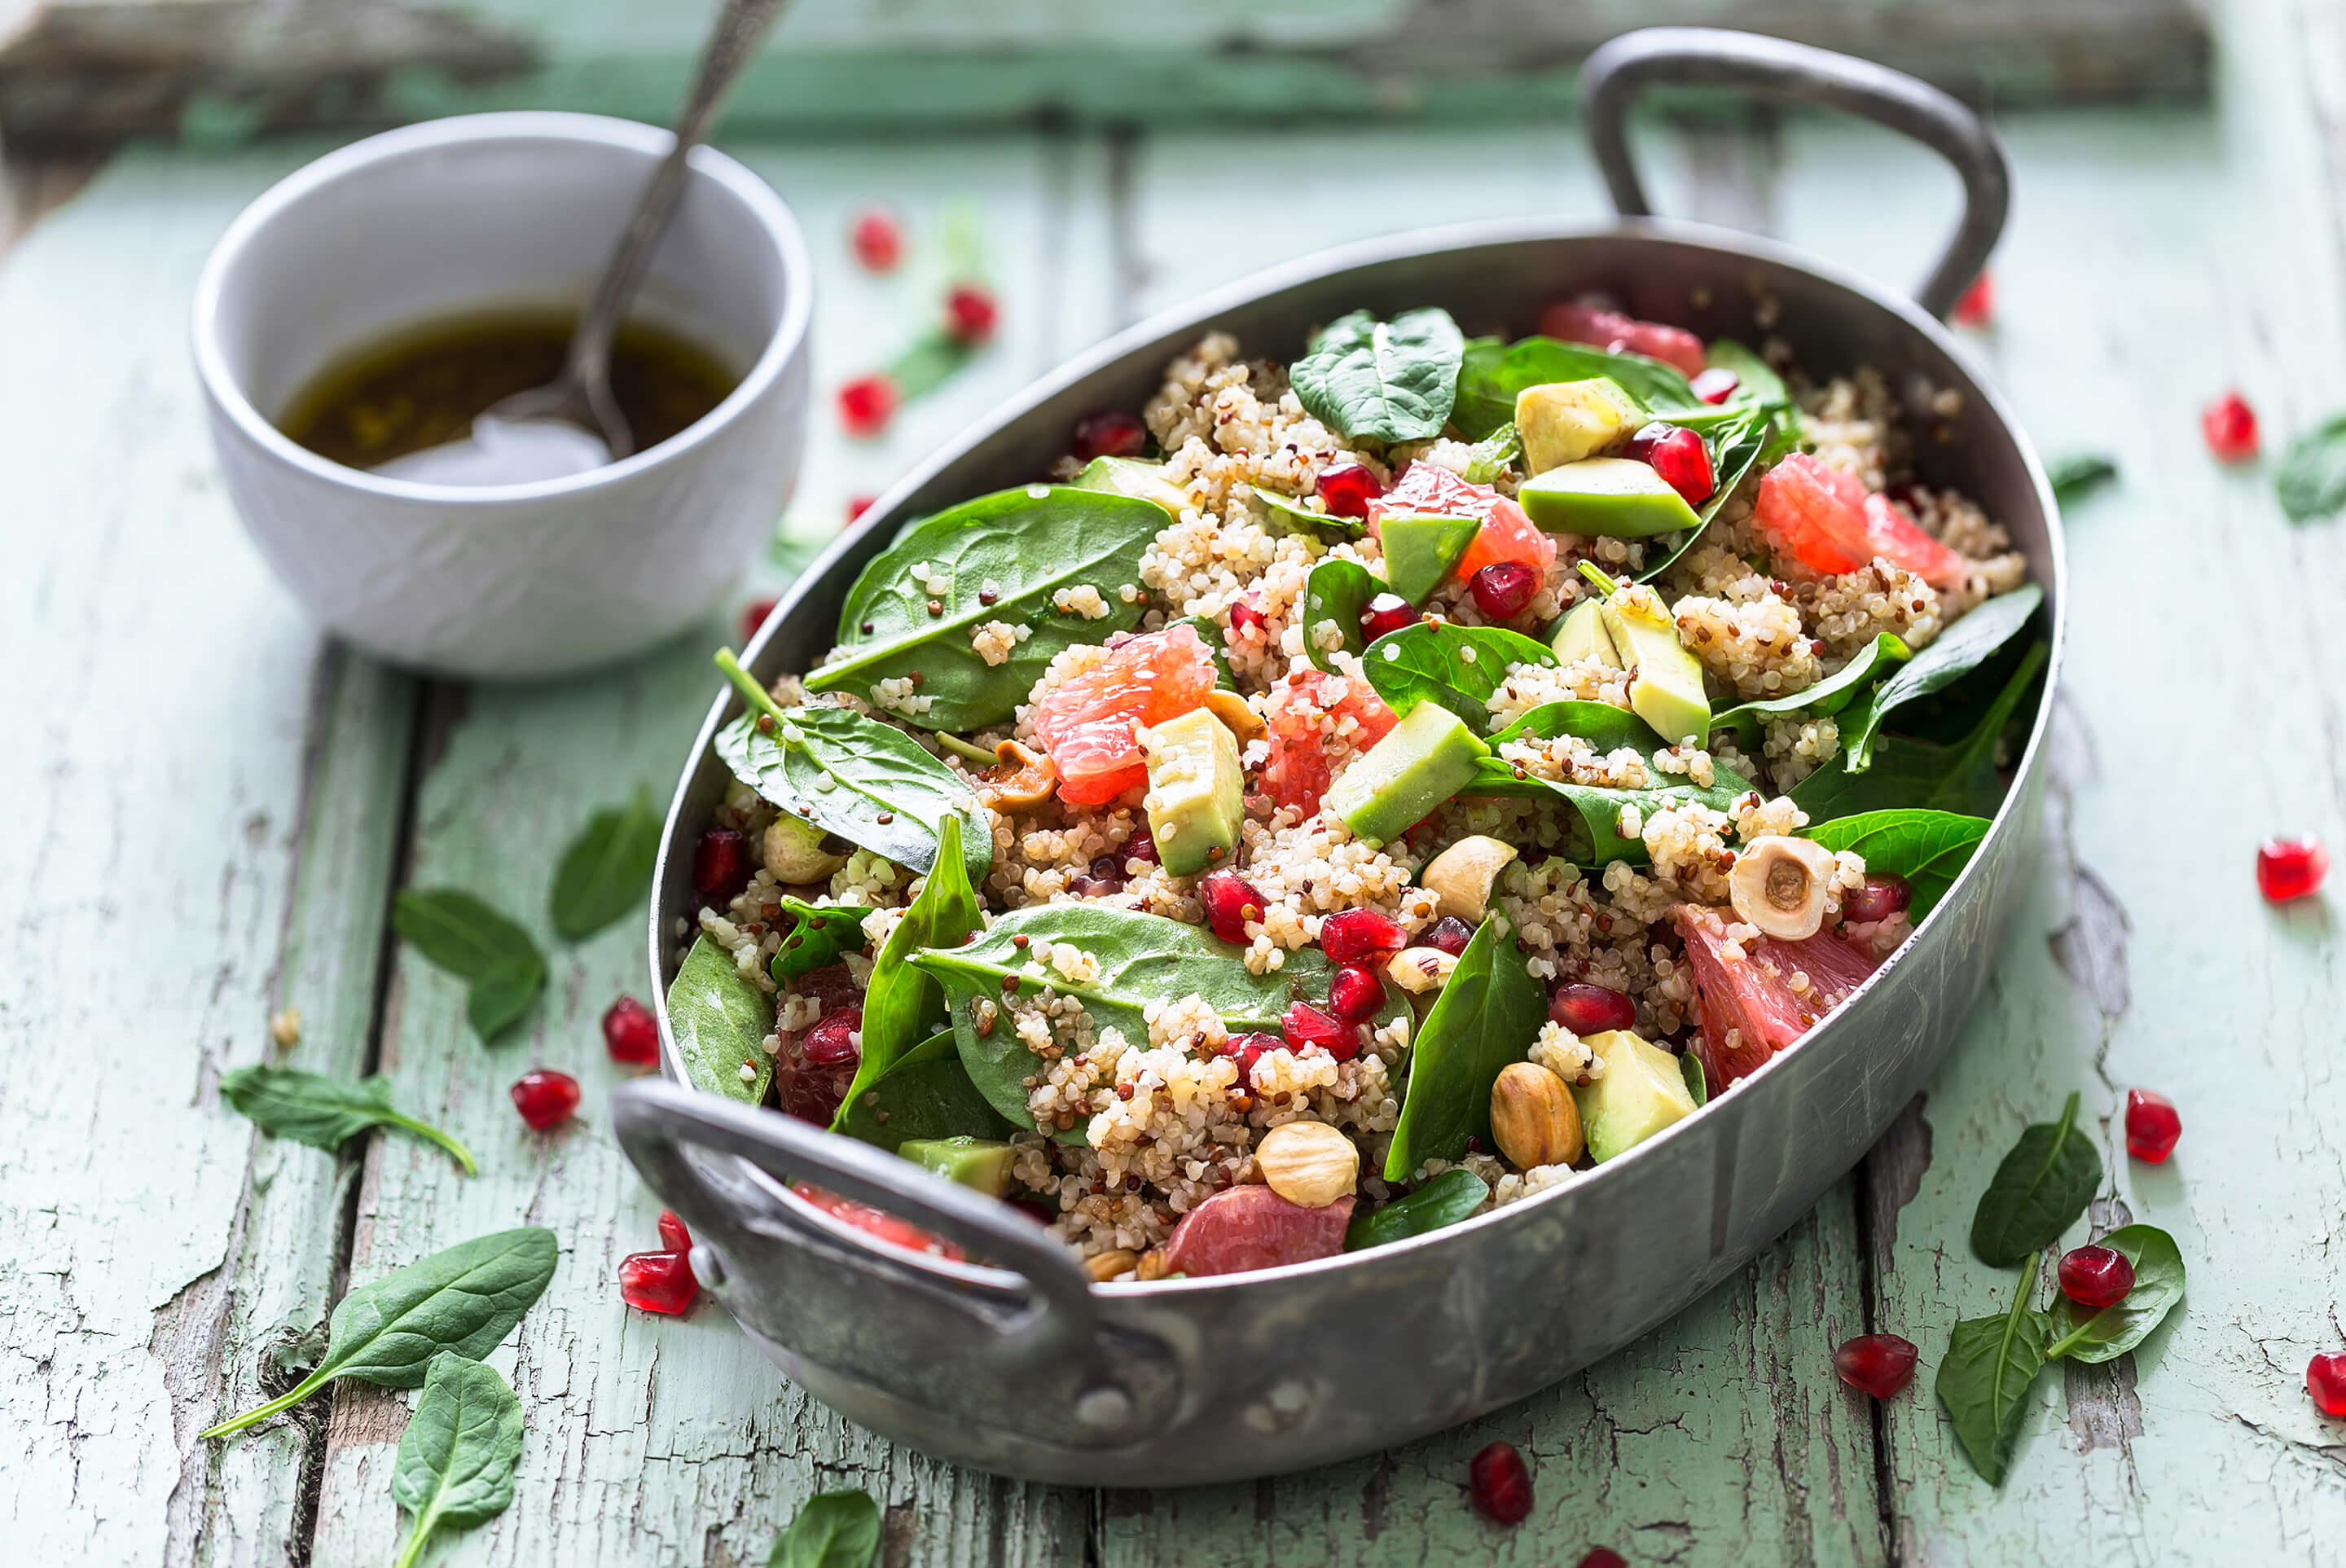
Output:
top-left (1452, 335), bottom-right (1687, 440)
top-left (1291, 307), bottom-right (1464, 443)
top-left (1362, 620), bottom-right (1559, 729)
top-left (1936, 1257), bottom-right (2053, 1486)
top-left (220, 1065), bottom-right (475, 1175)
top-left (1793, 640), bottom-right (2045, 824)
top-left (392, 889), bottom-right (547, 1045)
top-left (2043, 1223), bottom-right (2185, 1364)
top-left (1702, 339), bottom-right (1788, 406)
top-left (2278, 414), bottom-right (2346, 522)
top-left (770, 1488), bottom-right (882, 1568)
top-left (802, 486), bottom-right (1165, 730)
top-left (1471, 703), bottom-right (1753, 867)
top-left (837, 1031), bottom-right (1013, 1152)
top-left (667, 935), bottom-right (777, 1105)
top-left (1839, 584), bottom-right (2042, 769)
top-left (549, 788), bottom-right (661, 940)
top-left (1681, 1052), bottom-right (1709, 1107)
top-left (1711, 632), bottom-right (1912, 745)
top-left (1970, 1091), bottom-right (2101, 1267)
top-left (389, 1353), bottom-right (524, 1568)
top-left (833, 816), bottom-right (981, 1132)
top-left (1383, 919), bottom-right (1546, 1180)
top-left (770, 897), bottom-right (873, 982)
top-left (1634, 398), bottom-right (1802, 584)
top-left (1488, 700), bottom-right (1665, 753)
top-left (2047, 453), bottom-right (2118, 508)
top-left (1344, 1167), bottom-right (1489, 1251)
top-left (1300, 558), bottom-right (1377, 674)
top-left (1251, 485), bottom-right (1370, 541)
top-left (202, 1227), bottom-right (557, 1440)
top-left (1462, 424), bottom-right (1522, 484)
top-left (1804, 810), bottom-right (1990, 919)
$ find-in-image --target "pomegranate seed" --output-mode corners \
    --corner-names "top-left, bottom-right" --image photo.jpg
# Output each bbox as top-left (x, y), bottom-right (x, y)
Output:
top-left (1833, 1333), bottom-right (1919, 1399)
top-left (740, 597), bottom-right (777, 645)
top-left (509, 1068), bottom-right (580, 1131)
top-left (1360, 593), bottom-right (1421, 641)
top-left (1121, 827), bottom-right (1158, 867)
top-left (2124, 1088), bottom-right (2181, 1162)
top-left (1952, 270), bottom-right (1994, 327)
top-left (945, 283), bottom-right (998, 344)
top-left (1627, 423), bottom-right (1715, 506)
top-left (2309, 1353), bottom-right (2346, 1417)
top-left (618, 1250), bottom-right (699, 1315)
top-left (1578, 1553), bottom-right (1628, 1568)
top-left (657, 1210), bottom-right (692, 1254)
top-left (1842, 873), bottom-right (1912, 924)
top-left (603, 995), bottom-right (661, 1065)
top-left (2257, 835), bottom-right (2328, 903)
top-left (1283, 1000), bottom-right (1357, 1061)
top-left (1320, 907), bottom-right (1407, 964)
top-left (1690, 367), bottom-right (1740, 405)
top-left (692, 828), bottom-right (751, 904)
top-left (1316, 463), bottom-right (1380, 518)
top-left (838, 373), bottom-right (898, 438)
top-left (2202, 390), bottom-right (2259, 462)
top-left (1221, 1030), bottom-right (1281, 1094)
top-left (1549, 982), bottom-right (1636, 1035)
top-left (1470, 560), bottom-right (1538, 621)
top-left (846, 494), bottom-right (876, 526)
top-left (802, 1008), bottom-right (863, 1069)
top-left (850, 209), bottom-right (903, 271)
top-left (1229, 595), bottom-right (1268, 635)
top-left (2058, 1244), bottom-right (2135, 1311)
top-left (1424, 916), bottom-right (1474, 955)
top-left (1329, 964), bottom-right (1385, 1025)
top-left (1200, 870), bottom-right (1267, 944)
top-left (1073, 410), bottom-right (1148, 463)
top-left (1466, 1440), bottom-right (1532, 1526)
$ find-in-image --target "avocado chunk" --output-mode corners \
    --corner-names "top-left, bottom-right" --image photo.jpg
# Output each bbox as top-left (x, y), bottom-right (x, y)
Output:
top-left (1326, 701), bottom-right (1491, 846)
top-left (1598, 584), bottom-right (1711, 747)
top-left (1516, 379), bottom-right (1644, 474)
top-left (1548, 598), bottom-right (1623, 668)
top-left (899, 1135), bottom-right (1017, 1196)
top-left (1075, 455), bottom-right (1188, 517)
top-left (1379, 512), bottom-right (1481, 604)
top-left (1571, 1030), bottom-right (1698, 1162)
top-left (1518, 458), bottom-right (1702, 538)
top-left (1139, 706), bottom-right (1244, 876)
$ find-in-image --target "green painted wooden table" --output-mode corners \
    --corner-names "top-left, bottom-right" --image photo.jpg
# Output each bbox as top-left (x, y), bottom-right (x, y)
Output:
top-left (9, 0), bottom-right (2346, 1561)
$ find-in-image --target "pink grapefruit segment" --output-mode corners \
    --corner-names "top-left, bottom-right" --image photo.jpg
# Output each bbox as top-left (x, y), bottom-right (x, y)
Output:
top-left (1030, 624), bottom-right (1219, 806)
top-left (1674, 905), bottom-right (1880, 1090)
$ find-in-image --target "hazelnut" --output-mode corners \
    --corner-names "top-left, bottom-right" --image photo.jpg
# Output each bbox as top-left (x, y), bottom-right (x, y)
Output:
top-left (761, 813), bottom-right (850, 884)
top-left (1489, 1061), bottom-right (1584, 1169)
top-left (978, 739), bottom-right (1057, 813)
top-left (1419, 835), bottom-right (1518, 923)
top-left (1254, 1120), bottom-right (1359, 1208)
top-left (1134, 1250), bottom-right (1171, 1281)
top-left (1728, 834), bottom-right (1837, 940)
top-left (1201, 688), bottom-right (1267, 747)
top-left (1385, 946), bottom-right (1459, 994)
top-left (1084, 1248), bottom-right (1140, 1283)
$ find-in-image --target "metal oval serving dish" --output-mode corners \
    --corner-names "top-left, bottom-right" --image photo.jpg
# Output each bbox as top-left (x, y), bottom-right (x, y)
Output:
top-left (615, 29), bottom-right (2064, 1486)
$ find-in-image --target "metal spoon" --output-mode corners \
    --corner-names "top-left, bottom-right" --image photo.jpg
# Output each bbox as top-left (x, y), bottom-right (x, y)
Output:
top-left (380, 0), bottom-right (793, 485)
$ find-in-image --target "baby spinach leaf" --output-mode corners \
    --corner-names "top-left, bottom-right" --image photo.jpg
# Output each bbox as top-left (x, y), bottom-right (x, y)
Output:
top-left (2047, 453), bottom-right (2118, 508)
top-left (1362, 620), bottom-right (1559, 730)
top-left (833, 816), bottom-right (981, 1132)
top-left (1472, 705), bottom-right (1754, 867)
top-left (804, 486), bottom-right (1164, 731)
top-left (1711, 632), bottom-right (1912, 746)
top-left (1463, 423), bottom-right (1522, 484)
top-left (392, 889), bottom-right (547, 1044)
top-left (1344, 1167), bottom-right (1490, 1251)
top-left (1383, 919), bottom-right (1546, 1181)
top-left (667, 935), bottom-right (776, 1106)
top-left (1839, 584), bottom-right (2042, 770)
top-left (2043, 1223), bottom-right (2185, 1364)
top-left (1681, 1052), bottom-right (1709, 1106)
top-left (1452, 335), bottom-right (1688, 440)
top-left (1804, 810), bottom-right (1989, 919)
top-left (1251, 485), bottom-right (1370, 541)
top-left (549, 788), bottom-right (661, 940)
top-left (1488, 700), bottom-right (1665, 753)
top-left (1300, 557), bottom-right (1377, 674)
top-left (770, 897), bottom-right (873, 982)
top-left (1291, 307), bottom-right (1464, 443)
top-left (1702, 338), bottom-right (1788, 407)
top-left (1793, 640), bottom-right (2045, 824)
top-left (838, 1031), bottom-right (1013, 1152)
top-left (1634, 399), bottom-right (1802, 584)
top-left (390, 1353), bottom-right (524, 1568)
top-left (770, 1488), bottom-right (882, 1568)
top-left (220, 1065), bottom-right (476, 1175)
top-left (466, 960), bottom-right (543, 1043)
top-left (1936, 1257), bottom-right (2052, 1486)
top-left (2278, 414), bottom-right (2346, 522)
top-left (914, 903), bottom-right (1329, 1134)
top-left (1971, 1091), bottom-right (2101, 1267)
top-left (202, 1227), bottom-right (556, 1440)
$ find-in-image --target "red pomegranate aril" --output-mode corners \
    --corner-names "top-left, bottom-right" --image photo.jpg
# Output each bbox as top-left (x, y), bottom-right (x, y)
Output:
top-left (2309, 1353), bottom-right (2346, 1417)
top-left (657, 1209), bottom-right (692, 1254)
top-left (2124, 1088), bottom-right (2181, 1162)
top-left (1329, 964), bottom-right (1386, 1025)
top-left (603, 995), bottom-right (661, 1065)
top-left (1834, 1332), bottom-right (1920, 1399)
top-left (1690, 367), bottom-right (1740, 405)
top-left (1577, 1553), bottom-right (1628, 1568)
top-left (618, 1250), bottom-right (699, 1315)
top-left (1549, 982), bottom-right (1636, 1035)
top-left (1320, 907), bottom-right (1406, 965)
top-left (1200, 870), bottom-right (1267, 944)
top-left (1952, 270), bottom-right (1994, 327)
top-left (945, 283), bottom-right (998, 344)
top-left (1073, 410), bottom-right (1147, 463)
top-left (802, 1007), bottom-right (863, 1069)
top-left (1466, 1440), bottom-right (1533, 1526)
top-left (1470, 560), bottom-right (1538, 621)
top-left (1222, 1030), bottom-right (1281, 1094)
top-left (838, 373), bottom-right (898, 438)
top-left (740, 598), bottom-right (778, 645)
top-left (2257, 835), bottom-right (2328, 903)
top-left (1229, 595), bottom-right (1268, 635)
top-left (2058, 1244), bottom-right (2135, 1311)
top-left (1316, 463), bottom-right (1380, 518)
top-left (2203, 390), bottom-right (2259, 463)
top-left (847, 494), bottom-right (876, 526)
top-left (1283, 1000), bottom-right (1357, 1061)
top-left (692, 828), bottom-right (749, 898)
top-left (1120, 827), bottom-right (1158, 868)
top-left (1628, 423), bottom-right (1715, 506)
top-left (1360, 593), bottom-right (1420, 641)
top-left (509, 1069), bottom-right (580, 1131)
top-left (850, 208), bottom-right (903, 271)
top-left (1843, 873), bottom-right (1913, 924)
top-left (1424, 916), bottom-right (1475, 956)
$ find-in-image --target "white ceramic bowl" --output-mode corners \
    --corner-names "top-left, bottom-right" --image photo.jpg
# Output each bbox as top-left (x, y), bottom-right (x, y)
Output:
top-left (192, 112), bottom-right (813, 679)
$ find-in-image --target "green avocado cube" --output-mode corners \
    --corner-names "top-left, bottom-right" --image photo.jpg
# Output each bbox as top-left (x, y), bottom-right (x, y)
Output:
top-left (1140, 706), bottom-right (1244, 876)
top-left (1074, 455), bottom-right (1188, 517)
top-left (1548, 598), bottom-right (1623, 668)
top-left (1325, 701), bottom-right (1491, 846)
top-left (1379, 512), bottom-right (1481, 604)
top-left (1518, 458), bottom-right (1702, 538)
top-left (1516, 379), bottom-right (1644, 473)
top-left (1571, 1030), bottom-right (1698, 1162)
top-left (900, 1135), bottom-right (1017, 1196)
top-left (1599, 589), bottom-right (1710, 746)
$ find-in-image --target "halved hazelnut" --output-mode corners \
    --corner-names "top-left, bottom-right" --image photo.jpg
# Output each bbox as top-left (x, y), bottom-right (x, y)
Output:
top-left (1728, 834), bottom-right (1837, 939)
top-left (978, 740), bottom-right (1057, 813)
top-left (1084, 1248), bottom-right (1140, 1283)
top-left (1254, 1120), bottom-right (1359, 1208)
top-left (1419, 835), bottom-right (1518, 923)
top-left (762, 813), bottom-right (849, 884)
top-left (1201, 688), bottom-right (1267, 747)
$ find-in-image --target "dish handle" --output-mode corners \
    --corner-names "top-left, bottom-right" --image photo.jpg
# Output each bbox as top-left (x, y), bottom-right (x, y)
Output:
top-left (1579, 27), bottom-right (2010, 320)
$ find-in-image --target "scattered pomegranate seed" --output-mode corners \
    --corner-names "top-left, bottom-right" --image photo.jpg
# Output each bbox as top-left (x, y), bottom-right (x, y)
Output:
top-left (801, 1008), bottom-right (863, 1069)
top-left (603, 995), bottom-right (661, 1065)
top-left (509, 1069), bottom-right (580, 1131)
top-left (1329, 964), bottom-right (1386, 1025)
top-left (1073, 410), bottom-right (1148, 463)
top-left (1466, 1440), bottom-right (1533, 1526)
top-left (1549, 982), bottom-right (1636, 1035)
top-left (838, 373), bottom-right (898, 438)
top-left (1470, 560), bottom-right (1538, 621)
top-left (1627, 423), bottom-right (1715, 506)
top-left (1229, 595), bottom-right (1268, 635)
top-left (2058, 1245), bottom-right (2135, 1311)
top-left (850, 209), bottom-right (903, 271)
top-left (1200, 870), bottom-right (1268, 944)
top-left (1316, 463), bottom-right (1380, 518)
top-left (1079, 854), bottom-right (1128, 897)
top-left (945, 283), bottom-right (998, 344)
top-left (2309, 1353), bottom-right (2346, 1417)
top-left (1360, 593), bottom-right (1421, 641)
top-left (2256, 835), bottom-right (2328, 903)
top-left (657, 1210), bottom-right (692, 1254)
top-left (1320, 907), bottom-right (1407, 965)
top-left (846, 494), bottom-right (876, 526)
top-left (1834, 1333), bottom-right (1920, 1399)
top-left (1424, 916), bottom-right (1475, 955)
top-left (1843, 874), bottom-right (1912, 924)
top-left (1690, 367), bottom-right (1740, 405)
top-left (1578, 1553), bottom-right (1628, 1568)
top-left (740, 598), bottom-right (778, 645)
top-left (692, 828), bottom-right (752, 903)
top-left (1952, 270), bottom-right (1994, 327)
top-left (2202, 390), bottom-right (2259, 463)
top-left (1121, 827), bottom-right (1159, 867)
top-left (1282, 1000), bottom-right (1357, 1061)
top-left (2124, 1088), bottom-right (2181, 1162)
top-left (1221, 1030), bottom-right (1281, 1093)
top-left (618, 1250), bottom-right (699, 1315)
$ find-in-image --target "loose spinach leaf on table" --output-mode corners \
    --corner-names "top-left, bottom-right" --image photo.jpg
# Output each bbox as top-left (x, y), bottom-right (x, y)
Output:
top-left (1839, 583), bottom-right (2043, 770)
top-left (1291, 307), bottom-right (1464, 443)
top-left (837, 1031), bottom-right (1013, 1152)
top-left (1345, 1167), bottom-right (1490, 1251)
top-left (2043, 1223), bottom-right (2185, 1364)
top-left (548, 788), bottom-right (661, 940)
top-left (221, 1065), bottom-right (476, 1175)
top-left (392, 889), bottom-right (547, 1044)
top-left (770, 896), bottom-right (874, 983)
top-left (202, 1227), bottom-right (557, 1439)
top-left (1299, 558), bottom-right (1377, 674)
top-left (1936, 1257), bottom-right (2054, 1487)
top-left (1791, 640), bottom-right (2045, 825)
top-left (1462, 423), bottom-right (1522, 484)
top-left (802, 486), bottom-right (1164, 731)
top-left (1804, 810), bottom-right (1990, 920)
top-left (667, 935), bottom-right (777, 1106)
top-left (390, 1353), bottom-right (524, 1568)
top-left (2278, 415), bottom-right (2346, 523)
top-left (833, 815), bottom-right (982, 1132)
top-left (1360, 620), bottom-right (1560, 729)
top-left (1384, 919), bottom-right (1546, 1180)
top-left (1711, 632), bottom-right (1912, 746)
top-left (770, 1488), bottom-right (882, 1568)
top-left (1250, 485), bottom-right (1370, 541)
top-left (2047, 452), bottom-right (2119, 509)
top-left (1970, 1091), bottom-right (2101, 1267)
